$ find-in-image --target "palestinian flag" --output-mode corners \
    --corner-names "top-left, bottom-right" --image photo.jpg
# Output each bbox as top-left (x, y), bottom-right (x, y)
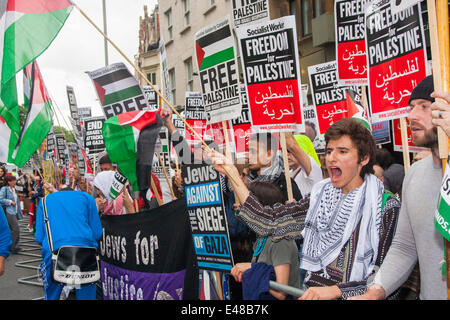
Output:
top-left (435, 159), bottom-right (450, 242)
top-left (195, 17), bottom-right (235, 72)
top-left (0, 0), bottom-right (72, 108)
top-left (345, 89), bottom-right (371, 131)
top-left (11, 61), bottom-right (53, 167)
top-left (102, 109), bottom-right (163, 192)
top-left (87, 62), bottom-right (147, 119)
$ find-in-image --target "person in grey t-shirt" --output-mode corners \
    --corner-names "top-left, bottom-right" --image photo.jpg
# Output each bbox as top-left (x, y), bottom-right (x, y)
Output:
top-left (351, 76), bottom-right (448, 300)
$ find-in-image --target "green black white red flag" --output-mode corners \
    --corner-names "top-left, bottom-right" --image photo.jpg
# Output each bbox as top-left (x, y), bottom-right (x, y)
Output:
top-left (345, 88), bottom-right (371, 131)
top-left (11, 61), bottom-right (53, 167)
top-left (0, 0), bottom-right (72, 108)
top-left (102, 109), bottom-right (163, 192)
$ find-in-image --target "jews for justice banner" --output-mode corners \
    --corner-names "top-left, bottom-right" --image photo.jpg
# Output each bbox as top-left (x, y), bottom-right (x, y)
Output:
top-left (365, 1), bottom-right (427, 122)
top-left (99, 199), bottom-right (198, 300)
top-left (84, 116), bottom-right (106, 155)
top-left (236, 15), bottom-right (304, 133)
top-left (308, 61), bottom-right (362, 135)
top-left (334, 0), bottom-right (370, 85)
top-left (182, 164), bottom-right (234, 272)
top-left (195, 16), bottom-right (241, 124)
top-left (231, 0), bottom-right (269, 29)
top-left (87, 63), bottom-right (149, 119)
top-left (392, 117), bottom-right (426, 153)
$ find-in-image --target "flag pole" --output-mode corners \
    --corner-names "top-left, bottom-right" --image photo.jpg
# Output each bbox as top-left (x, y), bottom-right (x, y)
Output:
top-left (73, 3), bottom-right (240, 186)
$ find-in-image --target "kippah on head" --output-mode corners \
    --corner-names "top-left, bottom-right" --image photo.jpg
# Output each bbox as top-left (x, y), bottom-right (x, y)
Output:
top-left (409, 75), bottom-right (435, 104)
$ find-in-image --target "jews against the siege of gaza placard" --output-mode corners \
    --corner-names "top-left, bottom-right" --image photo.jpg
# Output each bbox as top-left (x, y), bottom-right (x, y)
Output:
top-left (236, 15), bottom-right (304, 133)
top-left (365, 0), bottom-right (427, 122)
top-left (182, 163), bottom-right (234, 272)
top-left (195, 16), bottom-right (241, 124)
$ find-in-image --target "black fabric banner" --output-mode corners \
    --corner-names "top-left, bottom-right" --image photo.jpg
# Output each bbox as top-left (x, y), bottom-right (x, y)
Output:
top-left (99, 198), bottom-right (199, 300)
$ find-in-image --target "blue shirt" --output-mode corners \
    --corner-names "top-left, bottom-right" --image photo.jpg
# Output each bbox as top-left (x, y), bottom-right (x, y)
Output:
top-left (35, 191), bottom-right (103, 260)
top-left (0, 206), bottom-right (12, 258)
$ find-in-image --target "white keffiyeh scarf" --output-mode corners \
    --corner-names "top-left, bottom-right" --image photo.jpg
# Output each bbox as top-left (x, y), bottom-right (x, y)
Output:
top-left (300, 174), bottom-right (384, 282)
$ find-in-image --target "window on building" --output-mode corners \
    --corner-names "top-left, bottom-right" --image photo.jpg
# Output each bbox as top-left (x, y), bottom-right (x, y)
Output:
top-left (147, 72), bottom-right (156, 85)
top-left (313, 0), bottom-right (325, 18)
top-left (184, 58), bottom-right (193, 92)
top-left (301, 0), bottom-right (311, 37)
top-left (183, 0), bottom-right (190, 27)
top-left (165, 9), bottom-right (173, 40)
top-left (169, 68), bottom-right (176, 105)
top-left (209, 0), bottom-right (215, 6)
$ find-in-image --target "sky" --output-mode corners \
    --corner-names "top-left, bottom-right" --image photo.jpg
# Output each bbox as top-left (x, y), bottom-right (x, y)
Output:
top-left (32, 0), bottom-right (157, 127)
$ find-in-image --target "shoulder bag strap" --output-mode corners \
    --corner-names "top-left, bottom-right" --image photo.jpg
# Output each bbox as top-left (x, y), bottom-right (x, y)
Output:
top-left (42, 196), bottom-right (54, 253)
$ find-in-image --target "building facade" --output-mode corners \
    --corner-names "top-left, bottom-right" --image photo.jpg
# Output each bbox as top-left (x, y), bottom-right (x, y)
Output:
top-left (135, 5), bottom-right (161, 92)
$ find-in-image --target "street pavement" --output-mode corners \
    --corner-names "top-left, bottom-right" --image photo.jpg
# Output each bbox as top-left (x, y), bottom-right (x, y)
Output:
top-left (0, 218), bottom-right (44, 300)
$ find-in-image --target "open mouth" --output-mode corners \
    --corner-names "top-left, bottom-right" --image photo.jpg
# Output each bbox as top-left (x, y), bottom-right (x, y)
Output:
top-left (329, 166), bottom-right (342, 179)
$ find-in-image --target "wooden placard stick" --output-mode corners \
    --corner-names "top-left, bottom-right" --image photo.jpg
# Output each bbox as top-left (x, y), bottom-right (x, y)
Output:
top-left (428, 0), bottom-right (450, 299)
top-left (399, 117), bottom-right (411, 173)
top-left (280, 132), bottom-right (294, 202)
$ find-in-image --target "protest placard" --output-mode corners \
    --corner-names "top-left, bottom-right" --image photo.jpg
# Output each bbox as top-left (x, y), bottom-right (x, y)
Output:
top-left (308, 61), bottom-right (362, 135)
top-left (371, 120), bottom-right (391, 145)
top-left (84, 116), bottom-right (106, 155)
top-left (335, 0), bottom-right (370, 85)
top-left (195, 16), bottom-right (241, 124)
top-left (236, 15), bottom-right (304, 133)
top-left (392, 117), bottom-right (426, 153)
top-left (365, 1), bottom-right (427, 122)
top-left (55, 133), bottom-right (66, 165)
top-left (87, 62), bottom-right (149, 119)
top-left (231, 0), bottom-right (269, 28)
top-left (143, 85), bottom-right (159, 111)
top-left (184, 92), bottom-right (207, 150)
top-left (182, 163), bottom-right (234, 272)
top-left (231, 85), bottom-right (252, 159)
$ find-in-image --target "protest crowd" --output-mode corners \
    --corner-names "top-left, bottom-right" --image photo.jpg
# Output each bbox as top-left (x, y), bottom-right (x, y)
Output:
top-left (1, 0), bottom-right (450, 303)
